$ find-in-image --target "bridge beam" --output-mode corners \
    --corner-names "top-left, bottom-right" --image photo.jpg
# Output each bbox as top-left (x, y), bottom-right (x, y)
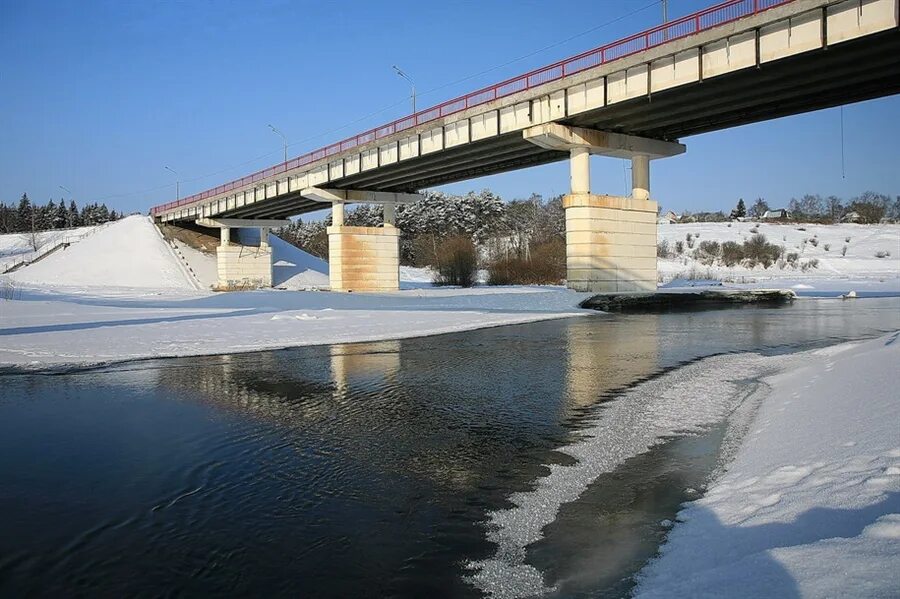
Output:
top-left (525, 124), bottom-right (685, 293)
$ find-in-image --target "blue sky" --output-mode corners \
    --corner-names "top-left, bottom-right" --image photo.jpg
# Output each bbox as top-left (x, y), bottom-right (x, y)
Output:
top-left (1, 0), bottom-right (897, 218)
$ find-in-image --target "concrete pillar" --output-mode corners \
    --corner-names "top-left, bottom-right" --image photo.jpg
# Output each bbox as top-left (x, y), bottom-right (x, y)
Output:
top-left (220, 226), bottom-right (230, 247)
top-left (563, 194), bottom-right (658, 293)
top-left (383, 202), bottom-right (396, 227)
top-left (631, 154), bottom-right (650, 200)
top-left (327, 226), bottom-right (400, 293)
top-left (259, 227), bottom-right (269, 250)
top-left (570, 147), bottom-right (591, 195)
top-left (332, 202), bottom-right (345, 226)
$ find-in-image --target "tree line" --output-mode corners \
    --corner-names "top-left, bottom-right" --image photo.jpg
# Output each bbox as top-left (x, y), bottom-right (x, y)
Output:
top-left (679, 191), bottom-right (899, 224)
top-left (277, 189), bottom-right (566, 267)
top-left (0, 193), bottom-right (122, 234)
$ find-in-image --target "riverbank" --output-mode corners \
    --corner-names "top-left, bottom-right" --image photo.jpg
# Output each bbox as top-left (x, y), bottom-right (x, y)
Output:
top-left (634, 332), bottom-right (900, 598)
top-left (0, 285), bottom-right (592, 370)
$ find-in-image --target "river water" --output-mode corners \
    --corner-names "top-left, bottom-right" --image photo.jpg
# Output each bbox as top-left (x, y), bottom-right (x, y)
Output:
top-left (1, 298), bottom-right (897, 597)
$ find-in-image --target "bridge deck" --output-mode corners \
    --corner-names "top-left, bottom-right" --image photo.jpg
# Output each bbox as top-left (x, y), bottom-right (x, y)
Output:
top-left (153, 0), bottom-right (900, 222)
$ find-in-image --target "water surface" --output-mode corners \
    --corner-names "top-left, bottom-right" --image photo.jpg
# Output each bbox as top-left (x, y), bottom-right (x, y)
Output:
top-left (1, 298), bottom-right (897, 597)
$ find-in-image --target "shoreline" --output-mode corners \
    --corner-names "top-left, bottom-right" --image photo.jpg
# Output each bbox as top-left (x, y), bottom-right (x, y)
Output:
top-left (634, 331), bottom-right (900, 598)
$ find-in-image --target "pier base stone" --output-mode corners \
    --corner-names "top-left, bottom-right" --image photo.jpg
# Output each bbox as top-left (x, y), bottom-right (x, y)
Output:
top-left (564, 194), bottom-right (658, 293)
top-left (327, 225), bottom-right (400, 292)
top-left (216, 244), bottom-right (273, 290)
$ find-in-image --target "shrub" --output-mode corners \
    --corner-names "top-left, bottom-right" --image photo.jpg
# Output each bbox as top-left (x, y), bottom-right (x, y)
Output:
top-left (674, 240), bottom-right (684, 255)
top-left (743, 233), bottom-right (783, 268)
top-left (685, 233), bottom-right (696, 249)
top-left (750, 226), bottom-right (759, 234)
top-left (487, 239), bottom-right (565, 285)
top-left (841, 245), bottom-right (848, 256)
top-left (801, 258), bottom-right (820, 272)
top-left (824, 244), bottom-right (830, 251)
top-left (875, 250), bottom-right (891, 259)
top-left (721, 241), bottom-right (744, 266)
top-left (785, 252), bottom-right (800, 266)
top-left (845, 236), bottom-right (851, 243)
top-left (433, 236), bottom-right (478, 287)
top-left (657, 239), bottom-right (671, 258)
top-left (796, 227), bottom-right (807, 231)
top-left (696, 240), bottom-right (721, 265)
top-left (808, 237), bottom-right (819, 247)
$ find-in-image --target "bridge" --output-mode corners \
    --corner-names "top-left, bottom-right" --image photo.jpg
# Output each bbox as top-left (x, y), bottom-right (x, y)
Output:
top-left (151, 0), bottom-right (900, 292)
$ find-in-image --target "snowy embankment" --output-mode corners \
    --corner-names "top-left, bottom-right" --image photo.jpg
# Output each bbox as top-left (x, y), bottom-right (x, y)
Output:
top-left (658, 222), bottom-right (900, 292)
top-left (0, 225), bottom-right (100, 273)
top-left (467, 334), bottom-right (899, 598)
top-left (635, 333), bottom-right (900, 598)
top-left (0, 216), bottom-right (590, 369)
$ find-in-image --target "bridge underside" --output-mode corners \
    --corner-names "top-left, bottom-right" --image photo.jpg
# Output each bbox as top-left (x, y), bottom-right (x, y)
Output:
top-left (212, 28), bottom-right (899, 221)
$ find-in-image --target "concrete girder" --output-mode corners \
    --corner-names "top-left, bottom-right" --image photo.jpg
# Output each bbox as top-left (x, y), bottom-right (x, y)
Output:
top-left (523, 123), bottom-right (684, 159)
top-left (302, 187), bottom-right (423, 205)
top-left (196, 218), bottom-right (291, 229)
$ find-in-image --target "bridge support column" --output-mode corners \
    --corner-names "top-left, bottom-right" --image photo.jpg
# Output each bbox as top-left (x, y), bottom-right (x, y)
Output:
top-left (327, 201), bottom-right (400, 292)
top-left (197, 218), bottom-right (289, 290)
top-left (524, 124), bottom-right (685, 293)
top-left (303, 188), bottom-right (421, 293)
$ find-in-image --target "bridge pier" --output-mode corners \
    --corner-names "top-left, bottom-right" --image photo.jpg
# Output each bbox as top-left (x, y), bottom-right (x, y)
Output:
top-left (525, 124), bottom-right (684, 293)
top-left (303, 188), bottom-right (421, 293)
top-left (197, 218), bottom-right (288, 290)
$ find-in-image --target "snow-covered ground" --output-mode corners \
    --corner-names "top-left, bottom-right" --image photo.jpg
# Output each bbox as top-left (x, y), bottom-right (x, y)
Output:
top-left (658, 222), bottom-right (900, 290)
top-left (635, 333), bottom-right (900, 598)
top-left (0, 216), bottom-right (590, 369)
top-left (0, 225), bottom-right (100, 272)
top-left (468, 333), bottom-right (899, 598)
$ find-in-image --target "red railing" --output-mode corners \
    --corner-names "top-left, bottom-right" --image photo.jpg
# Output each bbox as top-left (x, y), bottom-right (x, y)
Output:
top-left (152, 0), bottom-right (793, 216)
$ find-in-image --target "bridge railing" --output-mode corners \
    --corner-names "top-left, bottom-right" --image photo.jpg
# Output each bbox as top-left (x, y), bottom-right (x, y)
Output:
top-left (152, 0), bottom-right (793, 216)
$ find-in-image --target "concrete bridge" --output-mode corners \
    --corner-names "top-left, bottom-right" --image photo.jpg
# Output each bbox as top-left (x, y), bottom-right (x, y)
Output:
top-left (151, 0), bottom-right (900, 292)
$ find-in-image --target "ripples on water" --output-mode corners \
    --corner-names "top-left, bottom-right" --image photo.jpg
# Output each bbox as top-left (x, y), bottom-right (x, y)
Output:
top-left (0, 298), bottom-right (897, 597)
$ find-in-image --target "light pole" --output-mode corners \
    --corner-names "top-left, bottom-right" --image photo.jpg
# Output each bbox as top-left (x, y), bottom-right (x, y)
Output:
top-left (392, 65), bottom-right (416, 114)
top-left (59, 185), bottom-right (72, 197)
top-left (164, 166), bottom-right (180, 202)
top-left (268, 124), bottom-right (288, 163)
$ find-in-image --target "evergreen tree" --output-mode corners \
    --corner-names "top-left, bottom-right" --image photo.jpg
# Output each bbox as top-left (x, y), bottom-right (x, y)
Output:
top-left (68, 200), bottom-right (80, 227)
top-left (731, 198), bottom-right (746, 219)
top-left (17, 194), bottom-right (32, 232)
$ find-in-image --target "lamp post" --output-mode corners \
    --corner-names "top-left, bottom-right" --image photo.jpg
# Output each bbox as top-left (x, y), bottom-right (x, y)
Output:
top-left (392, 65), bottom-right (416, 114)
top-left (268, 124), bottom-right (288, 163)
top-left (164, 166), bottom-right (179, 202)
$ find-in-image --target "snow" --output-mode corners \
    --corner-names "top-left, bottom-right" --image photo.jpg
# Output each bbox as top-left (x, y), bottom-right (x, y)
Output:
top-left (467, 334), bottom-right (900, 598)
top-left (6, 216), bottom-right (196, 291)
top-left (0, 225), bottom-right (100, 272)
top-left (0, 285), bottom-right (591, 369)
top-left (658, 222), bottom-right (900, 290)
top-left (635, 333), bottom-right (900, 598)
top-left (268, 234), bottom-right (330, 290)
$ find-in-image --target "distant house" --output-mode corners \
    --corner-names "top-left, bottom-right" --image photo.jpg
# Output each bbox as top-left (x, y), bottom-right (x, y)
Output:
top-left (841, 211), bottom-right (862, 223)
top-left (762, 209), bottom-right (789, 220)
top-left (657, 210), bottom-right (679, 224)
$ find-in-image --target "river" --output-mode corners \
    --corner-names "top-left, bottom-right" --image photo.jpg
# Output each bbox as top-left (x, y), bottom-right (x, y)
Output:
top-left (1, 298), bottom-right (897, 597)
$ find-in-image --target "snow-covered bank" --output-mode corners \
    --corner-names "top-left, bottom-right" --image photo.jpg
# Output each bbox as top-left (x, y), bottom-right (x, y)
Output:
top-left (658, 222), bottom-right (900, 288)
top-left (466, 333), bottom-right (899, 598)
top-left (635, 333), bottom-right (900, 598)
top-left (0, 286), bottom-right (591, 369)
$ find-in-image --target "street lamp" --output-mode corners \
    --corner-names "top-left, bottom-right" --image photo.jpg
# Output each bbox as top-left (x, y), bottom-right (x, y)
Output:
top-left (59, 185), bottom-right (72, 196)
top-left (392, 65), bottom-right (416, 114)
top-left (164, 166), bottom-right (180, 202)
top-left (268, 124), bottom-right (288, 163)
